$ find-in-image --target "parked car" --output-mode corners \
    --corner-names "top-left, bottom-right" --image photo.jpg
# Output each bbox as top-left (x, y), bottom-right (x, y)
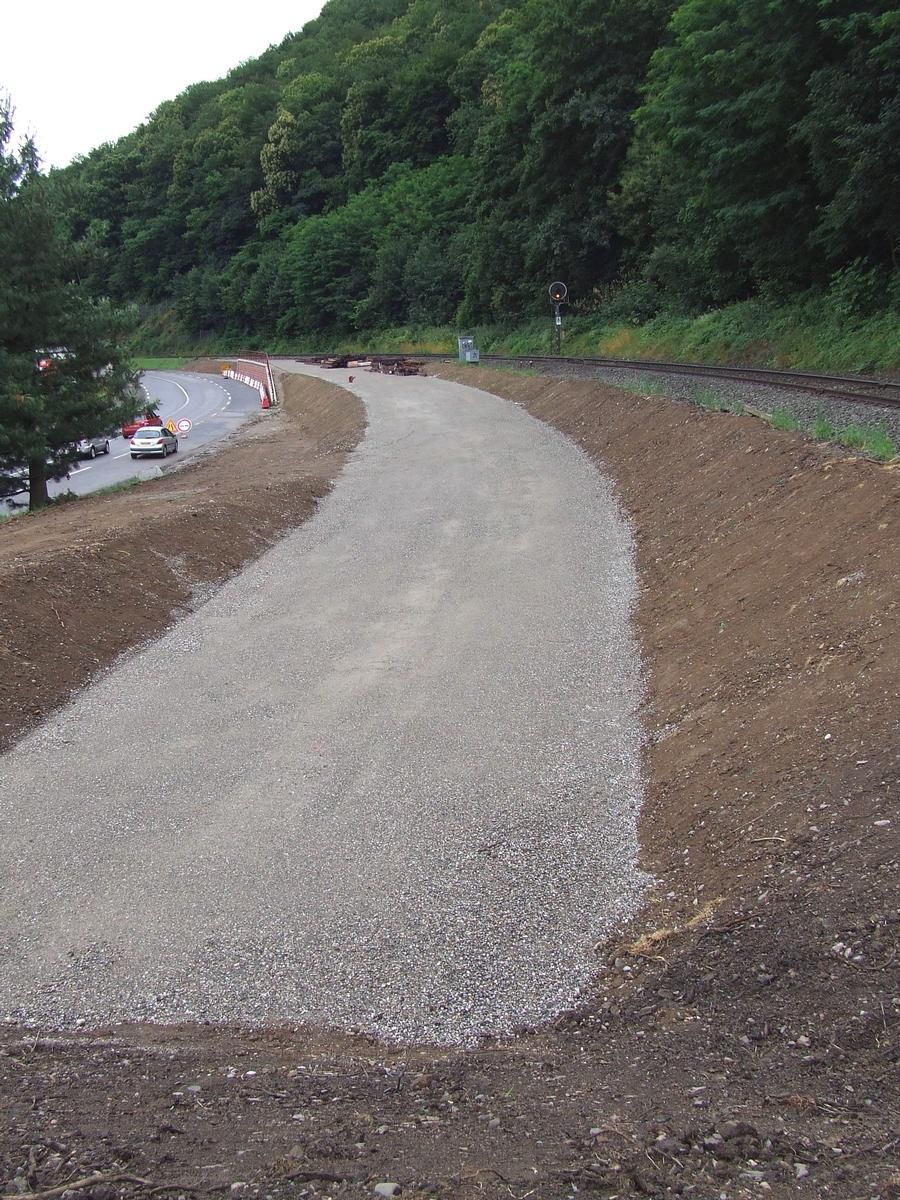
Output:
top-left (122, 412), bottom-right (161, 438)
top-left (1, 465), bottom-right (29, 503)
top-left (129, 426), bottom-right (178, 458)
top-left (35, 347), bottom-right (73, 373)
top-left (74, 434), bottom-right (111, 459)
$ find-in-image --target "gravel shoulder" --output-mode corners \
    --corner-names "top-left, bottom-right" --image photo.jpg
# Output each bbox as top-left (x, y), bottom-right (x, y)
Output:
top-left (1, 364), bottom-right (898, 1199)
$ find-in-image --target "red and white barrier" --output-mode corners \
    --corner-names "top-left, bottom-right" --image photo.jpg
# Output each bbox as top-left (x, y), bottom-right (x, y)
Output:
top-left (221, 354), bottom-right (278, 410)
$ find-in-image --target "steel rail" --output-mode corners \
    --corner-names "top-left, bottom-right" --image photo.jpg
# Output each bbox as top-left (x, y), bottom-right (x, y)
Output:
top-left (468, 354), bottom-right (900, 410)
top-left (269, 352), bottom-right (900, 410)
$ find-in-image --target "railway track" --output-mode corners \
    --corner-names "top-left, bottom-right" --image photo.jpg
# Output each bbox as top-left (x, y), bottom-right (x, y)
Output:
top-left (271, 352), bottom-right (900, 412)
top-left (452, 354), bottom-right (900, 411)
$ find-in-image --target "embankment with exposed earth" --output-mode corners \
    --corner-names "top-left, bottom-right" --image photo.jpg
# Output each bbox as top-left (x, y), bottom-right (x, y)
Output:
top-left (0, 364), bottom-right (897, 1199)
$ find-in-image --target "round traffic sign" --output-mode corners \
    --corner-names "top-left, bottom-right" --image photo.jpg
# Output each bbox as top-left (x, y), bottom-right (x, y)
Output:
top-left (176, 417), bottom-right (193, 434)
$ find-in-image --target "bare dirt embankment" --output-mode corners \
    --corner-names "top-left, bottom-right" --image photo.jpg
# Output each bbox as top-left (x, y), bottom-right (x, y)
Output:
top-left (0, 374), bottom-right (365, 753)
top-left (1, 366), bottom-right (898, 1199)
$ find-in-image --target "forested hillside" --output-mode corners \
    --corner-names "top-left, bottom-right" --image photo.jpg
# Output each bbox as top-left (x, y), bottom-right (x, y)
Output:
top-left (50, 0), bottom-right (899, 348)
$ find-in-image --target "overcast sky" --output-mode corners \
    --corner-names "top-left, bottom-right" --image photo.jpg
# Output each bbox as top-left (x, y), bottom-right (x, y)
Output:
top-left (3, 0), bottom-right (326, 169)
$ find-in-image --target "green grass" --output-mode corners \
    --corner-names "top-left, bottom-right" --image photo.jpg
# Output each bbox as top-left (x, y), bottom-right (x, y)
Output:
top-left (690, 384), bottom-right (727, 411)
top-left (94, 476), bottom-right (144, 496)
top-left (364, 291), bottom-right (900, 373)
top-left (565, 295), bottom-right (900, 373)
top-left (133, 357), bottom-right (191, 370)
top-left (131, 280), bottom-right (900, 376)
top-left (769, 408), bottom-right (802, 431)
top-left (835, 425), bottom-right (896, 460)
top-left (614, 374), bottom-right (671, 398)
top-left (639, 376), bottom-right (671, 397)
top-left (811, 414), bottom-right (837, 440)
top-left (766, 410), bottom-right (896, 459)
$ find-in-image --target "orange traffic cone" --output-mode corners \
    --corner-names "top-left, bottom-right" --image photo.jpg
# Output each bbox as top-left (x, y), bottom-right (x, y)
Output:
top-left (260, 390), bottom-right (271, 409)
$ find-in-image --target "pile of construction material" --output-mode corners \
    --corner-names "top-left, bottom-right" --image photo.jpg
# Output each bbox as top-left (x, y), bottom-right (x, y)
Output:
top-left (319, 355), bottom-right (371, 369)
top-left (370, 357), bottom-right (423, 376)
top-left (315, 354), bottom-right (422, 376)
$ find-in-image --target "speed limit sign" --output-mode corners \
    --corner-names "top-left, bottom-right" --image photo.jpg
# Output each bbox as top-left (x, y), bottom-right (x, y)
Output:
top-left (176, 417), bottom-right (193, 435)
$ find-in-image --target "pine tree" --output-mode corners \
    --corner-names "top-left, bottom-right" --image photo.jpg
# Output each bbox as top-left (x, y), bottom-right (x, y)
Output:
top-left (0, 100), bottom-right (139, 510)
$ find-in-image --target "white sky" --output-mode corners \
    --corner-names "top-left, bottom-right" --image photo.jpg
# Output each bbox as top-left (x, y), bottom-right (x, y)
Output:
top-left (2, 0), bottom-right (326, 170)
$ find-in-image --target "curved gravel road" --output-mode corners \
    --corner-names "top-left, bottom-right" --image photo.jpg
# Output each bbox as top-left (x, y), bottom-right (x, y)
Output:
top-left (0, 367), bottom-right (647, 1045)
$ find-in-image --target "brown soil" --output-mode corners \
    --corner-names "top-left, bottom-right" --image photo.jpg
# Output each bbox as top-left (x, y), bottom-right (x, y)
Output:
top-left (0, 373), bottom-right (364, 754)
top-left (1, 365), bottom-right (898, 1200)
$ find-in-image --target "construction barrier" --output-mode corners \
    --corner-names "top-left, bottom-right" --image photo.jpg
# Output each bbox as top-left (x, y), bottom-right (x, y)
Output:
top-left (221, 355), bottom-right (278, 410)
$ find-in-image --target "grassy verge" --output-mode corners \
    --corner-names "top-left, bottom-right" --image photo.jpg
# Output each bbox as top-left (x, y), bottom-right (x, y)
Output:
top-left (769, 408), bottom-right (802, 432)
top-left (833, 424), bottom-right (896, 459)
top-left (93, 477), bottom-right (144, 496)
top-left (292, 304), bottom-right (900, 374)
top-left (693, 400), bottom-right (896, 461)
top-left (777, 413), bottom-right (895, 460)
top-left (133, 357), bottom-right (191, 370)
top-left (760, 408), bottom-right (895, 459)
top-left (558, 300), bottom-right (900, 373)
top-left (616, 377), bottom-right (897, 461)
top-left (131, 291), bottom-right (900, 377)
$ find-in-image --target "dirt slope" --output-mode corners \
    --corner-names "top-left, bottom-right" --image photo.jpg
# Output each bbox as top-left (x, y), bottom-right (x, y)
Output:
top-left (0, 374), bottom-right (365, 753)
top-left (1, 366), bottom-right (897, 1200)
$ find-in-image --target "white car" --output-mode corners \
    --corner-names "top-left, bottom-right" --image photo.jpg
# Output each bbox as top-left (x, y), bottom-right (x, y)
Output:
top-left (130, 426), bottom-right (178, 458)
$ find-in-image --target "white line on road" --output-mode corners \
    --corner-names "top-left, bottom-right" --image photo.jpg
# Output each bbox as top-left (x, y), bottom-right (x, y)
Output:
top-left (157, 376), bottom-right (192, 415)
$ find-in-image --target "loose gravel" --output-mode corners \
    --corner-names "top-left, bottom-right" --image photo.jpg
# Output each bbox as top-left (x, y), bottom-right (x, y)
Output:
top-left (0, 367), bottom-right (647, 1046)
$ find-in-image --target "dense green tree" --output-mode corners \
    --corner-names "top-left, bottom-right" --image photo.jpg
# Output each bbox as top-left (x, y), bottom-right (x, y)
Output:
top-left (251, 74), bottom-right (344, 219)
top-left (619, 0), bottom-right (828, 304)
top-left (355, 157), bottom-right (473, 327)
top-left (277, 191), bottom-right (388, 335)
top-left (44, 0), bottom-right (900, 342)
top-left (0, 104), bottom-right (138, 510)
top-left (614, 0), bottom-right (900, 308)
top-left (797, 2), bottom-right (900, 277)
top-left (460, 0), bottom-right (673, 321)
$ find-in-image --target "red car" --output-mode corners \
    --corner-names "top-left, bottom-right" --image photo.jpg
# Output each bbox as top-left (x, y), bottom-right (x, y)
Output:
top-left (122, 412), bottom-right (161, 439)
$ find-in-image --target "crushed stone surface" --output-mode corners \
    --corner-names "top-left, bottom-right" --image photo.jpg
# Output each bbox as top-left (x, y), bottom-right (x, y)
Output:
top-left (0, 367), bottom-right (646, 1045)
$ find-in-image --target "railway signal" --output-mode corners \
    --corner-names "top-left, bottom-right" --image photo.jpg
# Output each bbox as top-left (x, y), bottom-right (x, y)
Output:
top-left (548, 281), bottom-right (568, 354)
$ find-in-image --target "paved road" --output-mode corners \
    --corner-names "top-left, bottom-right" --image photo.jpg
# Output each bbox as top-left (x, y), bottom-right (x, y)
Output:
top-left (0, 366), bottom-right (646, 1044)
top-left (5, 371), bottom-right (262, 508)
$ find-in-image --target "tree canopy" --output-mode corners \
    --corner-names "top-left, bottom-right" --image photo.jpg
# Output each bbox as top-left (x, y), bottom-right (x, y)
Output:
top-left (37, 0), bottom-right (900, 342)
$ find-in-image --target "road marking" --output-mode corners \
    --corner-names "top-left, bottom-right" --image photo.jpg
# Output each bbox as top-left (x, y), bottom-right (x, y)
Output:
top-left (156, 376), bottom-right (192, 415)
top-left (68, 465), bottom-right (93, 475)
top-left (113, 451), bottom-right (132, 459)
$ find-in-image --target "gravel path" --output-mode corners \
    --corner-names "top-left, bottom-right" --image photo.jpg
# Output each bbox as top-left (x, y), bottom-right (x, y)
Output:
top-left (0, 367), bottom-right (646, 1045)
